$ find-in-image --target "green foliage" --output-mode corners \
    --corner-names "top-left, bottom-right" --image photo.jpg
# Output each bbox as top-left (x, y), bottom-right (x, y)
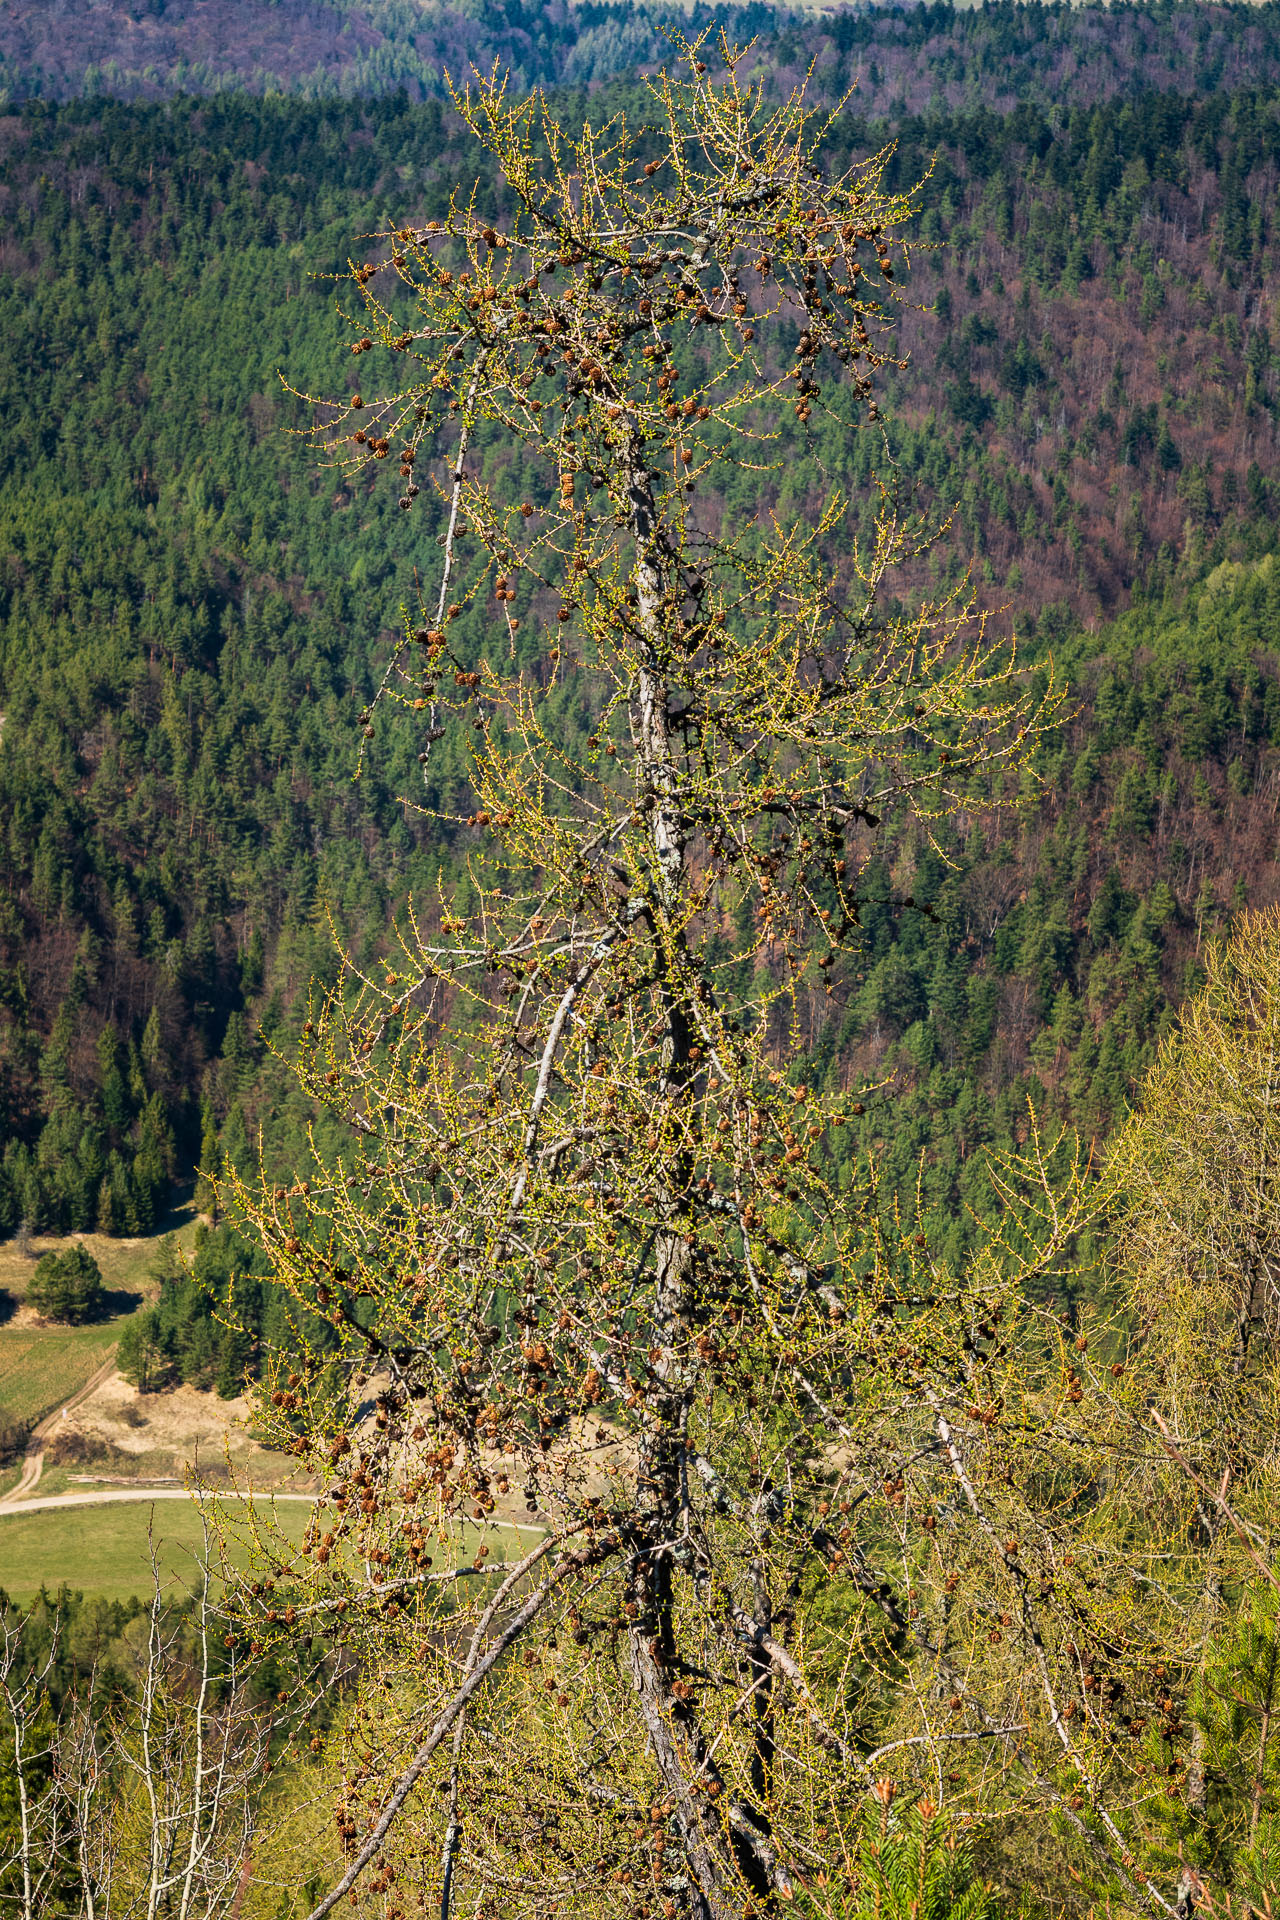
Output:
top-left (115, 1307), bottom-right (174, 1393)
top-left (195, 1100), bottom-right (222, 1220)
top-left (1192, 1588), bottom-right (1280, 1895)
top-left (844, 1794), bottom-right (997, 1920)
top-left (26, 1245), bottom-right (104, 1324)
top-left (1, 62), bottom-right (1280, 1279)
top-left (0, 1585), bottom-right (149, 1681)
top-left (112, 1227), bottom-right (330, 1394)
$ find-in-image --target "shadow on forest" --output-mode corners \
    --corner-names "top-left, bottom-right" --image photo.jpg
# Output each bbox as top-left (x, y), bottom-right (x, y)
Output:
top-left (99, 1288), bottom-right (145, 1322)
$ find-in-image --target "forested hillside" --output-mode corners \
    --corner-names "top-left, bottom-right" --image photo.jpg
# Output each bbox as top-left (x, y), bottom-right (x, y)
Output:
top-left (11, 27), bottom-right (1280, 1920)
top-left (7, 0), bottom-right (1280, 116)
top-left (0, 0), bottom-right (790, 105)
top-left (3, 38), bottom-right (1280, 1251)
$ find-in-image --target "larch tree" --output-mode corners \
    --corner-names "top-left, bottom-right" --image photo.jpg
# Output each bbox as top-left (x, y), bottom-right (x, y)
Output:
top-left (1104, 909), bottom-right (1280, 1900)
top-left (219, 41), bottom-right (1192, 1920)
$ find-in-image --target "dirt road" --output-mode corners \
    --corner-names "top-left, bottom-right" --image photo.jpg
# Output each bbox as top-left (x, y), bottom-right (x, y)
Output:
top-left (0, 1487), bottom-right (319, 1517)
top-left (0, 1358), bottom-right (126, 1507)
top-left (0, 1488), bottom-right (547, 1532)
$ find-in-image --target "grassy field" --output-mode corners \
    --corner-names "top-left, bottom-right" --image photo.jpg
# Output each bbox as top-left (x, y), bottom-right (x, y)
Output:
top-left (0, 1321), bottom-right (125, 1427)
top-left (0, 1496), bottom-right (316, 1602)
top-left (0, 1203), bottom-right (200, 1306)
top-left (0, 1202), bottom-right (201, 1427)
top-left (0, 1503), bottom-right (544, 1604)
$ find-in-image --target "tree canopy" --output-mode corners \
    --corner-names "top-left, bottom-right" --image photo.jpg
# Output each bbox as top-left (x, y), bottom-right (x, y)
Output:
top-left (26, 1245), bottom-right (104, 1325)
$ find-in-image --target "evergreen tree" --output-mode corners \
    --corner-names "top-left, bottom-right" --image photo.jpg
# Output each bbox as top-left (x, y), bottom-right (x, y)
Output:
top-left (844, 1788), bottom-right (996, 1920)
top-left (116, 1308), bottom-right (174, 1392)
top-left (27, 1245), bottom-right (104, 1325)
top-left (95, 1179), bottom-right (117, 1236)
top-left (195, 1100), bottom-right (222, 1220)
top-left (214, 1325), bottom-right (252, 1401)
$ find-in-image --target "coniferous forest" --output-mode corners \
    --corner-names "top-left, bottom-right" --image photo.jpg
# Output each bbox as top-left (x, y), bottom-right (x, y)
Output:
top-left (7, 6), bottom-right (1280, 1917)
top-left (7, 26), bottom-right (1280, 1256)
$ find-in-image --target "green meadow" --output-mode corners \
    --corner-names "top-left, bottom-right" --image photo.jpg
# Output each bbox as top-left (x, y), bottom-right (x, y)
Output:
top-left (0, 1499), bottom-right (543, 1605)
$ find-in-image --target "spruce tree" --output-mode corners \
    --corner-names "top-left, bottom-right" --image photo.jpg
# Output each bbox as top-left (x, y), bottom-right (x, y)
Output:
top-left (196, 1099), bottom-right (222, 1221)
top-left (28, 1245), bottom-right (105, 1325)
